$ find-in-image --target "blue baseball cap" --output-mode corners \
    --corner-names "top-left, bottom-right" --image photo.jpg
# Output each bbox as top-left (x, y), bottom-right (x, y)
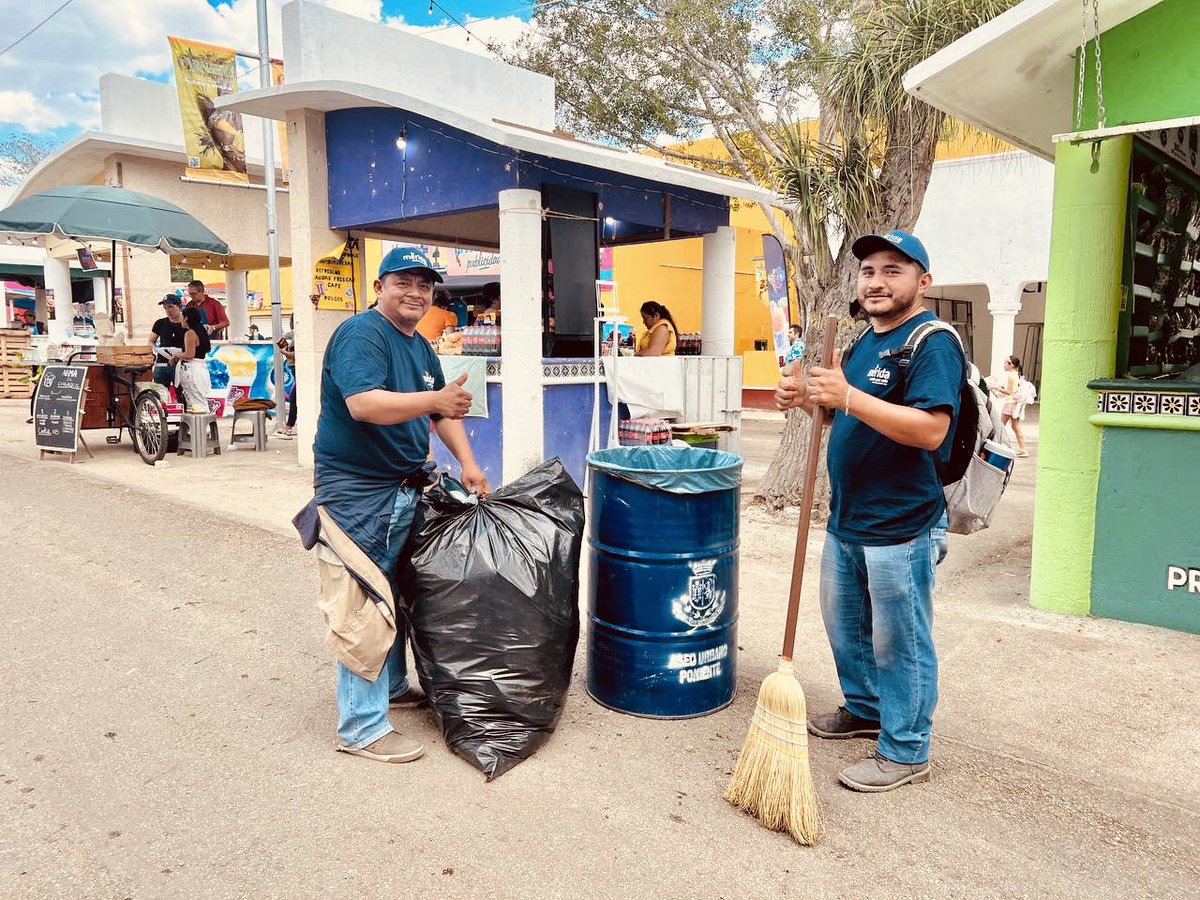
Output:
top-left (159, 294), bottom-right (182, 306)
top-left (378, 246), bottom-right (443, 283)
top-left (852, 230), bottom-right (930, 272)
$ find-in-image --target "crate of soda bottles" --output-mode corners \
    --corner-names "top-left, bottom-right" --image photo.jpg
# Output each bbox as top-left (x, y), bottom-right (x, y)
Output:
top-left (462, 325), bottom-right (502, 356)
top-left (676, 332), bottom-right (702, 355)
top-left (619, 417), bottom-right (672, 446)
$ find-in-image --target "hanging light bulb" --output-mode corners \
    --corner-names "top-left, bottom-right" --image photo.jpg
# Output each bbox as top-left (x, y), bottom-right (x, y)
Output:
top-left (395, 133), bottom-right (407, 151)
top-left (428, 0), bottom-right (433, 12)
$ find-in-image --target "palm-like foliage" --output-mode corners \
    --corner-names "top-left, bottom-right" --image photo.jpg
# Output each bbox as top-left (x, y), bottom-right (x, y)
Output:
top-left (508, 0), bottom-right (1019, 508)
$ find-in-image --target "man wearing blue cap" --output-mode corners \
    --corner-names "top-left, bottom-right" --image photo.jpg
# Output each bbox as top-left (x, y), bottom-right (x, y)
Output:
top-left (775, 230), bottom-right (965, 792)
top-left (302, 246), bottom-right (489, 765)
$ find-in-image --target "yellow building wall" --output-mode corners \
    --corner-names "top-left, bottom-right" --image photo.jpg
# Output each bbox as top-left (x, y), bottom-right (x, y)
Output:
top-left (617, 121), bottom-right (1014, 388)
top-left (610, 226), bottom-right (772, 352)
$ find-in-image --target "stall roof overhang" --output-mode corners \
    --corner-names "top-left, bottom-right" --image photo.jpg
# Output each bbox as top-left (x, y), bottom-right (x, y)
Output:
top-left (216, 80), bottom-right (777, 247)
top-left (13, 133), bottom-right (291, 267)
top-left (902, 0), bottom-right (1163, 160)
top-left (14, 132), bottom-right (282, 205)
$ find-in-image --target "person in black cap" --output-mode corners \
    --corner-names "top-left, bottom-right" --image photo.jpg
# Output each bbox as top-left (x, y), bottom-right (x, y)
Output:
top-left (775, 229), bottom-right (966, 793)
top-left (300, 246), bottom-right (490, 766)
top-left (147, 294), bottom-right (188, 388)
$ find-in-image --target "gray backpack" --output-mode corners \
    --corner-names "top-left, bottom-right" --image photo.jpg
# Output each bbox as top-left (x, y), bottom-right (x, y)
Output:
top-left (848, 320), bottom-right (1012, 534)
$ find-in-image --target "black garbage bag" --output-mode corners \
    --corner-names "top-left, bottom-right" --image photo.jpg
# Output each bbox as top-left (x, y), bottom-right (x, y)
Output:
top-left (398, 458), bottom-right (585, 780)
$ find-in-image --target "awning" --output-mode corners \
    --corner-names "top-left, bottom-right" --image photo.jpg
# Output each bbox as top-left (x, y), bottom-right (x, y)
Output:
top-left (902, 0), bottom-right (1163, 159)
top-left (0, 263), bottom-right (110, 285)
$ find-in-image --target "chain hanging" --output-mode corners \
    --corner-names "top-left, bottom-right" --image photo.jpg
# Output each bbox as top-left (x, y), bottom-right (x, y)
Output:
top-left (1075, 0), bottom-right (1106, 131)
top-left (1092, 0), bottom-right (1106, 129)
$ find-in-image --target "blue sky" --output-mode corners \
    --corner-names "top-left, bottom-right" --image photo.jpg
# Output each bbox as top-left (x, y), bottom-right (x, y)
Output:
top-left (0, 0), bottom-right (534, 172)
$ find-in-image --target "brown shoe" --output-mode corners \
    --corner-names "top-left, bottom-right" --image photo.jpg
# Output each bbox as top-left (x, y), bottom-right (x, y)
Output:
top-left (336, 731), bottom-right (425, 763)
top-left (389, 685), bottom-right (429, 709)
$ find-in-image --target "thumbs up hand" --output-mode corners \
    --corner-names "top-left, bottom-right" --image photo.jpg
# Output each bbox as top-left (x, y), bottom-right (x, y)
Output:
top-left (774, 360), bottom-right (807, 411)
top-left (434, 371), bottom-right (473, 419)
top-left (806, 347), bottom-right (850, 411)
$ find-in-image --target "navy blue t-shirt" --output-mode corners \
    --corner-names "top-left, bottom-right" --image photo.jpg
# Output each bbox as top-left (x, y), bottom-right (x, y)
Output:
top-left (826, 311), bottom-right (965, 545)
top-left (314, 308), bottom-right (446, 483)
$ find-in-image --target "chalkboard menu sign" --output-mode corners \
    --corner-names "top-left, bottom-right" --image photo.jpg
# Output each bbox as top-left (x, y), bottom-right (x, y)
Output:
top-left (33, 364), bottom-right (87, 454)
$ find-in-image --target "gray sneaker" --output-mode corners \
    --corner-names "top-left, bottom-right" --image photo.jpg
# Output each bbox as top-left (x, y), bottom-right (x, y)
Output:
top-left (839, 752), bottom-right (930, 792)
top-left (807, 706), bottom-right (882, 739)
top-left (336, 731), bottom-right (425, 764)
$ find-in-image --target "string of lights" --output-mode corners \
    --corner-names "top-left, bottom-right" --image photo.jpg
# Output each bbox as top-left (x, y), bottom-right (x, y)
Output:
top-left (425, 0), bottom-right (489, 45)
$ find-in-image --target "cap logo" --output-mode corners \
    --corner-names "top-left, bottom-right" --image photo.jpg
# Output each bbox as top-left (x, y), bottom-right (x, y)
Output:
top-left (885, 233), bottom-right (902, 244)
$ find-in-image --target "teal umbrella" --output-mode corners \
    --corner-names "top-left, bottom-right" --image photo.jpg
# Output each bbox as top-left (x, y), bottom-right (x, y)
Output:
top-left (0, 184), bottom-right (230, 255)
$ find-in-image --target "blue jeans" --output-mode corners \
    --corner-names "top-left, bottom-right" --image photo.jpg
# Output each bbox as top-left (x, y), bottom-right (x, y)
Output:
top-left (819, 513), bottom-right (949, 765)
top-left (335, 487), bottom-right (420, 749)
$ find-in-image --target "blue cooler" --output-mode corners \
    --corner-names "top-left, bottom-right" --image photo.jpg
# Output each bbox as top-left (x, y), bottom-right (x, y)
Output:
top-left (586, 446), bottom-right (742, 718)
top-left (981, 439), bottom-right (1016, 474)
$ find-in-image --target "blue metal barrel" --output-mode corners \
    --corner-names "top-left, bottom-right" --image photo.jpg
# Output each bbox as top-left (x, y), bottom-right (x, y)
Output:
top-left (585, 447), bottom-right (742, 718)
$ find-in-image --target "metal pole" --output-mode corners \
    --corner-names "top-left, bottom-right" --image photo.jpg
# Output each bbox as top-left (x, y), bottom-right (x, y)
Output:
top-left (257, 0), bottom-right (286, 427)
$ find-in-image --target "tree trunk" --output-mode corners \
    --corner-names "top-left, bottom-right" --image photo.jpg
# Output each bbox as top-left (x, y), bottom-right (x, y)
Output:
top-left (753, 269), bottom-right (859, 513)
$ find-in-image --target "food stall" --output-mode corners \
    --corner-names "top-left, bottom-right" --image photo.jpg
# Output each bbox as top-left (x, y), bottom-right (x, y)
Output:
top-left (905, 0), bottom-right (1200, 633)
top-left (218, 6), bottom-right (771, 489)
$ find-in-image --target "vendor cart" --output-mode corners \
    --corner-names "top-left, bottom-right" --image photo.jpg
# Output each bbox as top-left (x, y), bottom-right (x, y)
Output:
top-left (62, 348), bottom-right (183, 465)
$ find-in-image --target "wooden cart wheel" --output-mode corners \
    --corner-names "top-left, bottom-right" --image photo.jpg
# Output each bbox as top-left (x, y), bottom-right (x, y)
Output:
top-left (133, 391), bottom-right (168, 465)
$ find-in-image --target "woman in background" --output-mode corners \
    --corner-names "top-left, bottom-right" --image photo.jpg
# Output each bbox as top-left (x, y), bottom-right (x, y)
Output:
top-left (172, 307), bottom-right (213, 413)
top-left (992, 355), bottom-right (1029, 458)
top-left (636, 301), bottom-right (679, 356)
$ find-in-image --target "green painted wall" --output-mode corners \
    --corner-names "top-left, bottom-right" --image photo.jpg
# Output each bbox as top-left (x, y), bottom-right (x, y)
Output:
top-left (1030, 137), bottom-right (1131, 617)
top-left (1092, 427), bottom-right (1200, 633)
top-left (1077, 0), bottom-right (1200, 130)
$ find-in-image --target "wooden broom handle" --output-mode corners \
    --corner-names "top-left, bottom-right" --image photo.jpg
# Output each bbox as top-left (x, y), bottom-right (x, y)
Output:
top-left (781, 314), bottom-right (839, 663)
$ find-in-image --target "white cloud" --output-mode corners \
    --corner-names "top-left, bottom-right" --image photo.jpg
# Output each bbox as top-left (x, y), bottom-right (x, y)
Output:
top-left (0, 1), bottom-right (535, 135)
top-left (384, 13), bottom-right (533, 58)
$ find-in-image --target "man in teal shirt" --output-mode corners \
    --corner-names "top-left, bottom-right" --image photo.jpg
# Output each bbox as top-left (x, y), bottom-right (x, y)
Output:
top-left (311, 247), bottom-right (490, 765)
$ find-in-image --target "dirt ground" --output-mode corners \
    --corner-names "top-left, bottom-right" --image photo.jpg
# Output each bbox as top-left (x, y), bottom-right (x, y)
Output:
top-left (1, 400), bottom-right (1198, 900)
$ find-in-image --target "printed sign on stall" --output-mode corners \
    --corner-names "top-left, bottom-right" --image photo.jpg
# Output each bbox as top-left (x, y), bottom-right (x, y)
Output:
top-left (202, 342), bottom-right (289, 416)
top-left (168, 36), bottom-right (248, 184)
top-left (313, 240), bottom-right (360, 311)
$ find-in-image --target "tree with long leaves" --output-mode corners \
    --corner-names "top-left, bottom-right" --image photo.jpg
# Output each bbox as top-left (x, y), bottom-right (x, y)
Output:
top-left (509, 0), bottom-right (1018, 511)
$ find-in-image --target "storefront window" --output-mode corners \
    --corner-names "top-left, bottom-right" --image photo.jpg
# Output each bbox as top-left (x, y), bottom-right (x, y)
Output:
top-left (1120, 136), bottom-right (1200, 381)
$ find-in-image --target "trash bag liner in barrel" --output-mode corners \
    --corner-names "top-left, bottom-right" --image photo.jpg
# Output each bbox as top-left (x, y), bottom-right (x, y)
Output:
top-left (398, 458), bottom-right (585, 780)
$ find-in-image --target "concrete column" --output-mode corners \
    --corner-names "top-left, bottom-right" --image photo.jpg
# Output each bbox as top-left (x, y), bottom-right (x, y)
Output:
top-left (701, 225), bottom-right (736, 356)
top-left (91, 276), bottom-right (109, 319)
top-left (226, 270), bottom-right (250, 340)
top-left (1029, 136), bottom-right (1131, 619)
top-left (499, 188), bottom-right (544, 484)
top-left (42, 256), bottom-right (73, 342)
top-left (986, 283), bottom-right (1022, 379)
top-left (126, 252), bottom-right (172, 343)
top-left (287, 108), bottom-right (353, 467)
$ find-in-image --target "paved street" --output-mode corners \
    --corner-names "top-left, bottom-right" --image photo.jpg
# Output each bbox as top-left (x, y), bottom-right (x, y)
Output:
top-left (1, 405), bottom-right (1198, 899)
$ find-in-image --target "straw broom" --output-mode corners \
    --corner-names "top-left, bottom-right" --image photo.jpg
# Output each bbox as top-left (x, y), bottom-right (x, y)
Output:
top-left (724, 314), bottom-right (839, 846)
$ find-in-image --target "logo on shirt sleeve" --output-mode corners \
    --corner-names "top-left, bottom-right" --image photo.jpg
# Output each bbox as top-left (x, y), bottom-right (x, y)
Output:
top-left (422, 370), bottom-right (436, 390)
top-left (867, 364), bottom-right (893, 386)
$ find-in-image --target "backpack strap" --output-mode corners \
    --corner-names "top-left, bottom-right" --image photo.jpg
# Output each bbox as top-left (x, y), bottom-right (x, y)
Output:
top-left (880, 320), bottom-right (965, 368)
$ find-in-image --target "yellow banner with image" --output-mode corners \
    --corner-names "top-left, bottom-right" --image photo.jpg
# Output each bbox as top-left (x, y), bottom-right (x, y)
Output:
top-left (313, 240), bottom-right (361, 311)
top-left (168, 36), bottom-right (248, 184)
